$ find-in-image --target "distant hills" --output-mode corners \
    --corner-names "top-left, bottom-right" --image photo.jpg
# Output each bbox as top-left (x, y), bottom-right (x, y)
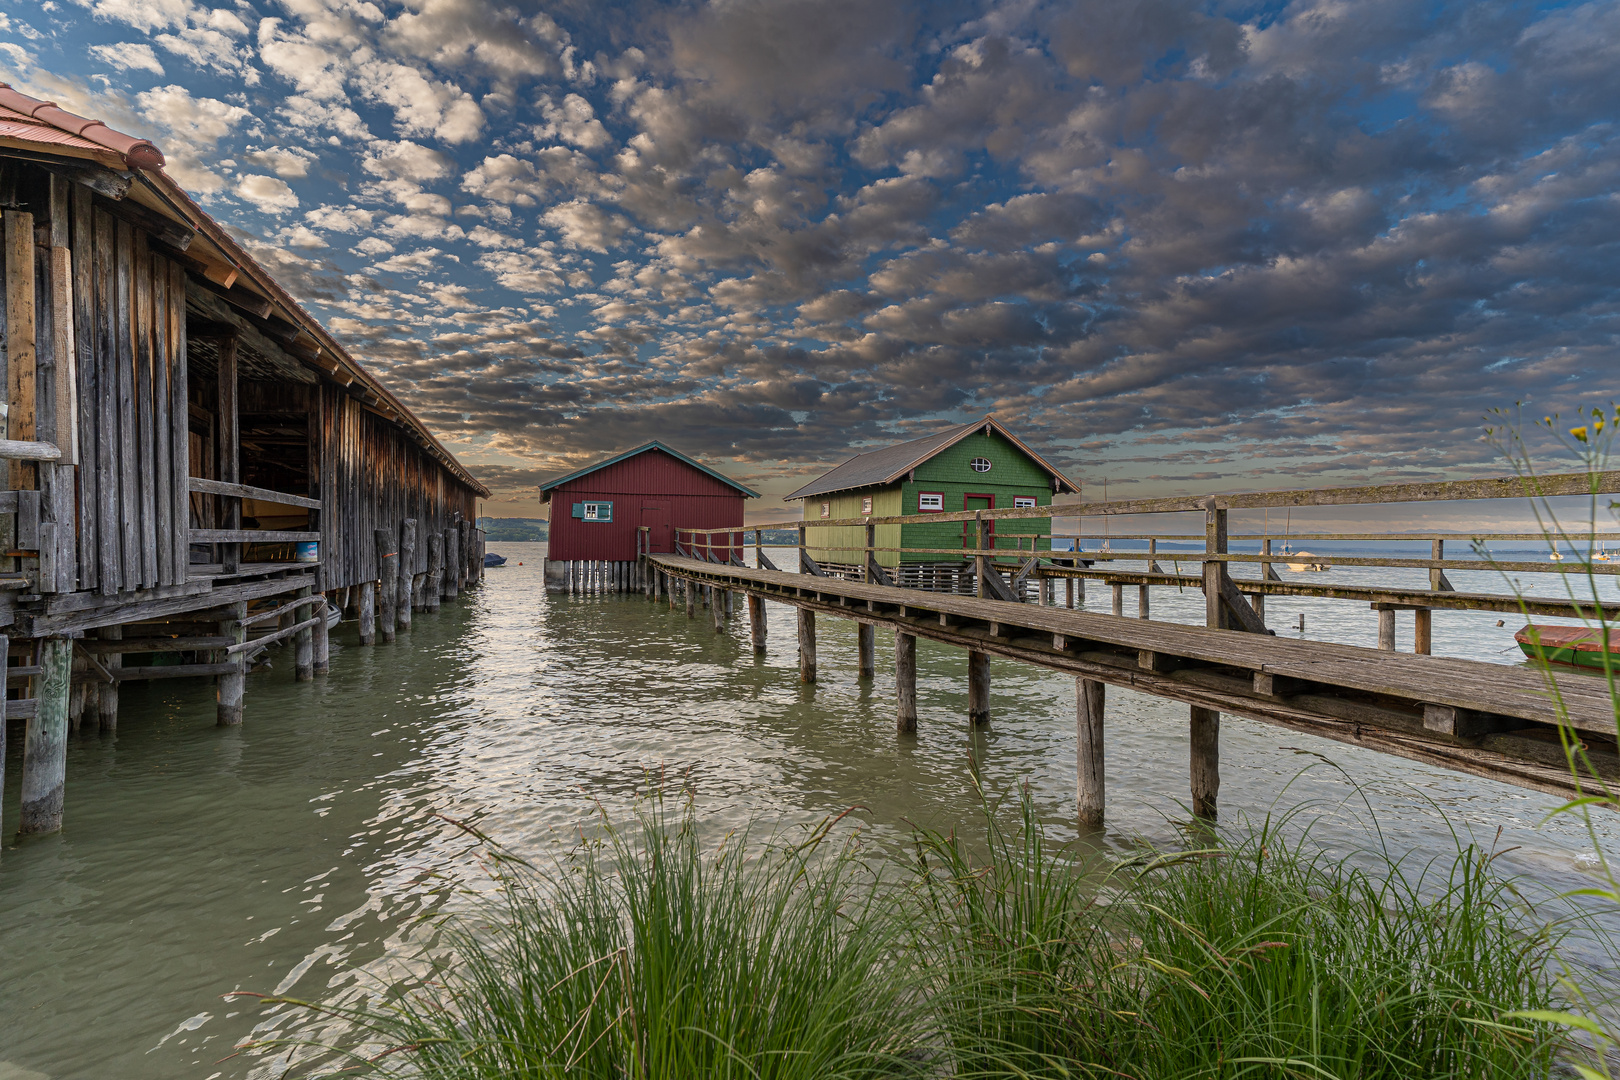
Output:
top-left (478, 517), bottom-right (548, 542)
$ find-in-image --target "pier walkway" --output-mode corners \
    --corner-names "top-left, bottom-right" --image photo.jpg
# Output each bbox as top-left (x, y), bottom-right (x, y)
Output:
top-left (644, 540), bottom-right (1620, 829)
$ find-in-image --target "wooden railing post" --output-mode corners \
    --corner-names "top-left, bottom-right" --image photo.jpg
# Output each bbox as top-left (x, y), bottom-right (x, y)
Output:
top-left (864, 521), bottom-right (876, 583)
top-left (798, 523), bottom-right (809, 574)
top-left (1203, 501), bottom-right (1229, 630)
top-left (975, 511), bottom-right (988, 599)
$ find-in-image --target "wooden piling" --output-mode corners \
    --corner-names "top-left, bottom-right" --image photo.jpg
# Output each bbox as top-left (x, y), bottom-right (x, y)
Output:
top-left (218, 601), bottom-right (246, 726)
top-left (1414, 608), bottom-right (1432, 655)
top-left (1138, 584), bottom-right (1150, 618)
top-left (968, 650), bottom-right (990, 727)
top-left (895, 630), bottom-right (917, 733)
top-left (711, 585), bottom-right (725, 631)
top-left (398, 519), bottom-right (415, 630)
top-left (444, 527), bottom-right (459, 599)
top-left (18, 636), bottom-right (72, 834)
top-left (358, 581), bottom-right (376, 645)
top-left (797, 607), bottom-right (816, 683)
top-left (685, 581), bottom-right (695, 618)
top-left (294, 584), bottom-right (314, 680)
top-left (376, 528), bottom-right (398, 643)
top-left (1203, 504), bottom-right (1229, 630)
top-left (1190, 705), bottom-right (1219, 820)
top-left (1065, 576), bottom-right (1074, 608)
top-left (68, 646), bottom-right (87, 733)
top-left (313, 592), bottom-right (330, 675)
top-left (426, 533), bottom-right (442, 612)
top-left (748, 593), bottom-right (766, 654)
top-left (1378, 608), bottom-right (1396, 650)
top-left (1111, 582), bottom-right (1124, 616)
top-left (858, 622), bottom-right (875, 678)
top-left (98, 625), bottom-right (119, 731)
top-left (1077, 677), bottom-right (1105, 828)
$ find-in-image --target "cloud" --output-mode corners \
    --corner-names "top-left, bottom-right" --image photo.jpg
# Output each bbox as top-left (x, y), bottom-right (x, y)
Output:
top-left (89, 41), bottom-right (164, 75)
top-left (364, 139), bottom-right (453, 182)
top-left (244, 145), bottom-right (316, 178)
top-left (541, 199), bottom-right (629, 252)
top-left (537, 93), bottom-right (609, 150)
top-left (234, 173), bottom-right (299, 213)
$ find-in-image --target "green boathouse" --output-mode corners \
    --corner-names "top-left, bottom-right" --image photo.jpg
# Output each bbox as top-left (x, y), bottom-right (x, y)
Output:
top-left (785, 417), bottom-right (1079, 582)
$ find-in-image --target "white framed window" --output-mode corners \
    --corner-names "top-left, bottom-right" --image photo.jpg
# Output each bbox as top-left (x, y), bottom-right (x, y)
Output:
top-left (918, 492), bottom-right (944, 512)
top-left (820, 501), bottom-right (830, 518)
top-left (970, 457), bottom-right (992, 473)
top-left (861, 495), bottom-right (873, 514)
top-left (1013, 496), bottom-right (1037, 509)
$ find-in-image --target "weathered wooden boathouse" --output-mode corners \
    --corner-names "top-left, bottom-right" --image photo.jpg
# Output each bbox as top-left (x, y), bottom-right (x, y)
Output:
top-left (540, 441), bottom-right (755, 592)
top-left (0, 83), bottom-right (489, 837)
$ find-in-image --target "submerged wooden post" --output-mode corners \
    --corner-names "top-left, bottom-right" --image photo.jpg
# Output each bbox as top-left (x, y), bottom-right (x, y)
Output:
top-left (895, 630), bottom-right (917, 733)
top-left (358, 582), bottom-right (376, 645)
top-left (218, 601), bottom-right (247, 726)
top-left (68, 647), bottom-right (87, 734)
top-left (18, 636), bottom-right (73, 834)
top-left (685, 580), bottom-right (695, 618)
top-left (1111, 582), bottom-right (1123, 616)
top-left (295, 583), bottom-right (314, 681)
top-left (1414, 608), bottom-right (1432, 655)
top-left (967, 650), bottom-right (990, 727)
top-left (1378, 608), bottom-right (1396, 650)
top-left (748, 593), bottom-right (766, 654)
top-left (443, 527), bottom-right (459, 600)
top-left (376, 529), bottom-right (399, 643)
top-left (398, 519), bottom-right (416, 630)
top-left (313, 592), bottom-right (331, 675)
top-left (1138, 584), bottom-right (1150, 618)
top-left (1065, 576), bottom-right (1074, 608)
top-left (857, 622), bottom-right (875, 679)
top-left (797, 607), bottom-right (816, 683)
top-left (711, 584), bottom-right (725, 631)
top-left (1077, 678), bottom-right (1105, 828)
top-left (1190, 705), bottom-right (1219, 820)
top-left (98, 626), bottom-right (120, 731)
top-left (425, 533), bottom-right (442, 612)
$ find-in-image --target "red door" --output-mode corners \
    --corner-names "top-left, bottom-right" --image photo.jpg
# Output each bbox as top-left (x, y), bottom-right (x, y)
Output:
top-left (641, 501), bottom-right (672, 553)
top-left (963, 494), bottom-right (994, 551)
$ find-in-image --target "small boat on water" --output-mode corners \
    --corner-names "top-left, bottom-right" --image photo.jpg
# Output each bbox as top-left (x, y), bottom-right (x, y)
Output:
top-left (1283, 548), bottom-right (1329, 572)
top-left (1515, 624), bottom-right (1620, 670)
top-left (484, 551), bottom-right (507, 567)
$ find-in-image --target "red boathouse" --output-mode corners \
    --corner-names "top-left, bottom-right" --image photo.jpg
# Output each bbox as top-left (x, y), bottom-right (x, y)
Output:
top-left (540, 442), bottom-right (757, 591)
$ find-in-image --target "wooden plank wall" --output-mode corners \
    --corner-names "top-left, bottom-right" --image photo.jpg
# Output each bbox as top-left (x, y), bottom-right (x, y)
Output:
top-left (71, 195), bottom-right (189, 597)
top-left (317, 386), bottom-right (475, 592)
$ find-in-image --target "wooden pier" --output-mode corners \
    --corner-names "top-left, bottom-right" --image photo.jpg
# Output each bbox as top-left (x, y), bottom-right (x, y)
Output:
top-left (0, 85), bottom-right (488, 837)
top-left (647, 469), bottom-right (1620, 824)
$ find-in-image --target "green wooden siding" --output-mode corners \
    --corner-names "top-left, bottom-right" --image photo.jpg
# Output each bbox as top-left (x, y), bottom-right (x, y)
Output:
top-left (802, 432), bottom-right (1055, 566)
top-left (805, 487), bottom-right (903, 566)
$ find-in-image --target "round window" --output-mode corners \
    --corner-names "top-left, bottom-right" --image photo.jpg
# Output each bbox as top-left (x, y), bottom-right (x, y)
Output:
top-left (970, 457), bottom-right (992, 473)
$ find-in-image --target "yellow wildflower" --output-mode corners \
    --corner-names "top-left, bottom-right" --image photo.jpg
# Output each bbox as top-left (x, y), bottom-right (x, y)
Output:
top-left (1571, 426), bottom-right (1590, 443)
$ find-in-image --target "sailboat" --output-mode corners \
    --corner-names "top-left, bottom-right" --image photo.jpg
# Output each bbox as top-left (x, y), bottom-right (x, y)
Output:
top-left (1595, 541), bottom-right (1611, 562)
top-left (1279, 509), bottom-right (1328, 572)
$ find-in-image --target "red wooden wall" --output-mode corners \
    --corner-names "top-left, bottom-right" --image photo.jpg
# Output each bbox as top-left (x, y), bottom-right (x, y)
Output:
top-left (546, 448), bottom-right (747, 561)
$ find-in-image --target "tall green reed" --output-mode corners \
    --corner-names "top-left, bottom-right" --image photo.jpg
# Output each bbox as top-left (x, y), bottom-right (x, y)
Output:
top-left (912, 793), bottom-right (1564, 1079)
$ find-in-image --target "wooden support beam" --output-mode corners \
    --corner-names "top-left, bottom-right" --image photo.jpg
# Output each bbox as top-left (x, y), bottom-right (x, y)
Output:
top-left (1077, 677), bottom-right (1105, 828)
top-left (398, 519), bottom-right (416, 631)
top-left (18, 636), bottom-right (72, 834)
top-left (294, 584), bottom-right (314, 679)
top-left (711, 582), bottom-right (725, 631)
top-left (119, 662), bottom-right (246, 680)
top-left (312, 592), bottom-right (330, 674)
top-left (1414, 607), bottom-right (1432, 656)
top-left (748, 593), bottom-right (766, 654)
top-left (376, 528), bottom-right (398, 643)
top-left (798, 607), bottom-right (816, 683)
top-left (98, 626), bottom-right (119, 730)
top-left (443, 527), bottom-right (459, 600)
top-left (358, 581), bottom-right (375, 645)
top-left (216, 333), bottom-right (240, 574)
top-left (896, 630), bottom-right (917, 733)
top-left (1190, 705), bottom-right (1219, 820)
top-left (968, 650), bottom-right (990, 727)
top-left (217, 600), bottom-right (246, 725)
top-left (6, 209), bottom-right (37, 493)
top-left (1111, 582), bottom-right (1123, 616)
top-left (858, 621), bottom-right (875, 678)
top-left (191, 529), bottom-right (320, 544)
top-left (187, 477), bottom-right (322, 509)
top-left (425, 533), bottom-right (442, 612)
top-left (1378, 608), bottom-right (1396, 651)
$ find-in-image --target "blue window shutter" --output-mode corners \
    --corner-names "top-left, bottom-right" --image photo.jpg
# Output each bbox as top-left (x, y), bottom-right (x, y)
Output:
top-left (572, 502), bottom-right (585, 518)
top-left (598, 502), bottom-right (613, 522)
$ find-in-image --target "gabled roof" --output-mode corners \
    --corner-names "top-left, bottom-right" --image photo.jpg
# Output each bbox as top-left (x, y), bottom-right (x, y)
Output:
top-left (538, 442), bottom-right (759, 499)
top-left (783, 416), bottom-right (1079, 501)
top-left (0, 82), bottom-right (489, 497)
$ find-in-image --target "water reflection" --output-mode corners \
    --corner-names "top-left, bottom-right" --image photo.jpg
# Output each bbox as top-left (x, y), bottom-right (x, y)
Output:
top-left (0, 542), bottom-right (1616, 1078)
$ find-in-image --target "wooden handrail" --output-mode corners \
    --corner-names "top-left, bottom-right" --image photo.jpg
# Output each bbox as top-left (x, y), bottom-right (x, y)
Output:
top-left (190, 529), bottom-right (319, 543)
top-left (0, 439), bottom-right (60, 461)
top-left (188, 476), bottom-right (322, 510)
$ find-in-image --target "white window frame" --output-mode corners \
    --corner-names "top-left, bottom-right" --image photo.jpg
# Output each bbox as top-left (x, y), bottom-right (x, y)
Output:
top-left (861, 495), bottom-right (873, 515)
top-left (970, 457), bottom-right (992, 473)
top-left (1013, 496), bottom-right (1037, 509)
top-left (918, 492), bottom-right (945, 512)
top-left (820, 501), bottom-right (830, 519)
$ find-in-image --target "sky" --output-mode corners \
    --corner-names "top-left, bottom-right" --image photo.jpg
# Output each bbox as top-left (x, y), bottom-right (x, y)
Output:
top-left (2, 0), bottom-right (1617, 524)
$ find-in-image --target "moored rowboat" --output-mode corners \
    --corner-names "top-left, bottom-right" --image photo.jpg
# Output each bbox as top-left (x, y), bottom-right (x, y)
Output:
top-left (1515, 624), bottom-right (1620, 670)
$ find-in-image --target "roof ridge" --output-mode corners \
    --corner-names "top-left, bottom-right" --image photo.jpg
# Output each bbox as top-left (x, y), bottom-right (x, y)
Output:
top-left (0, 82), bottom-right (165, 169)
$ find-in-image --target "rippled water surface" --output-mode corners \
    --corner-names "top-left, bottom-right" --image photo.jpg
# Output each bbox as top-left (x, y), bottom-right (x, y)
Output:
top-left (2, 542), bottom-right (1619, 1078)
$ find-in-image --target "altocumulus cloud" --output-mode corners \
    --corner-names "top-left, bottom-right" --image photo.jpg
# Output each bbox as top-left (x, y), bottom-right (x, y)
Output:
top-left (5, 0), bottom-right (1620, 509)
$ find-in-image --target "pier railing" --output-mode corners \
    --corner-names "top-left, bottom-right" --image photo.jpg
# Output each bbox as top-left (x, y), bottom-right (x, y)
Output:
top-left (670, 467), bottom-right (1620, 652)
top-left (187, 476), bottom-right (322, 576)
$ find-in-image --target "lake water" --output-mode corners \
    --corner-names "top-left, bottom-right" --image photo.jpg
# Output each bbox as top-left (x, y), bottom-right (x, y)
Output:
top-left (2, 542), bottom-right (1619, 1078)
